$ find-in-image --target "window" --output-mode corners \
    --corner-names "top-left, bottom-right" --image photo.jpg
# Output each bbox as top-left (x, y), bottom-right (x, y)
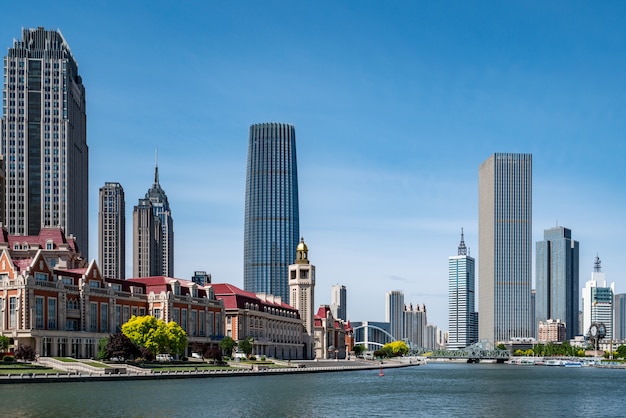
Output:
top-left (35, 272), bottom-right (48, 281)
top-left (101, 303), bottom-right (108, 332)
top-left (9, 297), bottom-right (17, 328)
top-left (89, 303), bottom-right (97, 332)
top-left (115, 306), bottom-right (121, 332)
top-left (89, 280), bottom-right (100, 288)
top-left (191, 311), bottom-right (197, 337)
top-left (153, 308), bottom-right (161, 319)
top-left (181, 309), bottom-right (187, 331)
top-left (35, 297), bottom-right (44, 328)
top-left (199, 311), bottom-right (205, 337)
top-left (208, 312), bottom-right (214, 336)
top-left (48, 298), bottom-right (57, 330)
top-left (62, 276), bottom-right (73, 286)
top-left (123, 306), bottom-right (130, 323)
top-left (132, 307), bottom-right (138, 317)
top-left (173, 308), bottom-right (179, 325)
top-left (46, 240), bottom-right (53, 250)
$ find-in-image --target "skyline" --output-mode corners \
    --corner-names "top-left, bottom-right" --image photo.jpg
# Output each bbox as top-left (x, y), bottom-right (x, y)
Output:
top-left (2, 1), bottom-right (625, 329)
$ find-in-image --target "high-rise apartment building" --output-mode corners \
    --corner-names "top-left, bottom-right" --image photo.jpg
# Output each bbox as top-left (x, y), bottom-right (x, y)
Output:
top-left (0, 28), bottom-right (88, 255)
top-left (535, 226), bottom-right (579, 339)
top-left (448, 230), bottom-right (478, 349)
top-left (146, 164), bottom-right (174, 277)
top-left (244, 123), bottom-right (299, 302)
top-left (98, 182), bottom-right (125, 279)
top-left (478, 153), bottom-right (533, 343)
top-left (582, 256), bottom-right (614, 340)
top-left (330, 284), bottom-right (347, 322)
top-left (404, 303), bottom-right (427, 349)
top-left (386, 290), bottom-right (404, 341)
top-left (132, 164), bottom-right (173, 278)
top-left (614, 293), bottom-right (626, 341)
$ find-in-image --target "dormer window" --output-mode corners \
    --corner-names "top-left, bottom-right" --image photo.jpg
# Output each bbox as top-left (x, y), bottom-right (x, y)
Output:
top-left (13, 243), bottom-right (19, 250)
top-left (46, 240), bottom-right (53, 250)
top-left (173, 282), bottom-right (181, 296)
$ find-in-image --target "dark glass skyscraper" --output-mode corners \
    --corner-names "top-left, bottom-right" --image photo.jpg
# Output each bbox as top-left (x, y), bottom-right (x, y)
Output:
top-left (244, 123), bottom-right (299, 301)
top-left (535, 226), bottom-right (579, 340)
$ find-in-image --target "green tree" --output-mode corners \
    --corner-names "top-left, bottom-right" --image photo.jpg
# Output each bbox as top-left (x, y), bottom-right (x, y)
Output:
top-left (616, 345), bottom-right (626, 359)
top-left (496, 343), bottom-right (507, 351)
top-left (353, 344), bottom-right (366, 357)
top-left (97, 337), bottom-right (109, 360)
top-left (122, 315), bottom-right (187, 356)
top-left (0, 335), bottom-right (10, 352)
top-left (106, 333), bottom-right (141, 360)
top-left (220, 336), bottom-right (237, 357)
top-left (238, 337), bottom-right (254, 358)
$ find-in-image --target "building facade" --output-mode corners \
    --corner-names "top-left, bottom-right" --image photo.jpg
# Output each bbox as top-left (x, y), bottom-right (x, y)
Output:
top-left (212, 283), bottom-right (304, 360)
top-left (538, 319), bottom-right (567, 342)
top-left (404, 303), bottom-right (427, 349)
top-left (386, 290), bottom-right (404, 341)
top-left (614, 293), bottom-right (626, 342)
top-left (330, 284), bottom-right (347, 322)
top-left (243, 123), bottom-right (299, 302)
top-left (448, 230), bottom-right (478, 349)
top-left (535, 226), bottom-right (579, 339)
top-left (98, 182), bottom-right (125, 279)
top-left (313, 305), bottom-right (348, 359)
top-left (288, 238), bottom-right (315, 359)
top-left (0, 28), bottom-right (88, 255)
top-left (133, 198), bottom-right (161, 278)
top-left (582, 256), bottom-right (614, 340)
top-left (478, 153), bottom-right (533, 343)
top-left (351, 321), bottom-right (393, 351)
top-left (0, 228), bottom-right (223, 358)
top-left (145, 164), bottom-right (174, 277)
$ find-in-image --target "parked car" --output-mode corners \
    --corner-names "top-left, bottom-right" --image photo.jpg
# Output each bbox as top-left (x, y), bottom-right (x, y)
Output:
top-left (156, 354), bottom-right (173, 362)
top-left (191, 352), bottom-right (202, 359)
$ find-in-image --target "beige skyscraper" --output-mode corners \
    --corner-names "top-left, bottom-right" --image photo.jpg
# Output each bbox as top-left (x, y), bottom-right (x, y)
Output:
top-left (289, 238), bottom-right (315, 359)
top-left (98, 182), bottom-right (125, 279)
top-left (479, 153), bottom-right (532, 344)
top-left (133, 198), bottom-right (161, 278)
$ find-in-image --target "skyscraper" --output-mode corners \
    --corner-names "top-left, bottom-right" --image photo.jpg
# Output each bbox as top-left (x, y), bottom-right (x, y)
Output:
top-left (448, 229), bottom-right (478, 349)
top-left (98, 182), bottom-right (125, 279)
top-left (535, 226), bottom-right (579, 339)
top-left (386, 290), bottom-right (404, 341)
top-left (614, 293), bottom-right (626, 341)
top-left (404, 303), bottom-right (427, 349)
top-left (478, 153), bottom-right (532, 343)
top-left (244, 123), bottom-right (299, 301)
top-left (330, 284), bottom-right (347, 322)
top-left (145, 163), bottom-right (174, 277)
top-left (582, 256), bottom-right (614, 340)
top-left (132, 164), bottom-right (174, 278)
top-left (0, 28), bottom-right (88, 254)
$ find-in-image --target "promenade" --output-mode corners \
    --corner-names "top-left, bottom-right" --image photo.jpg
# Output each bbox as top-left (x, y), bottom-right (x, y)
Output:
top-left (0, 358), bottom-right (422, 384)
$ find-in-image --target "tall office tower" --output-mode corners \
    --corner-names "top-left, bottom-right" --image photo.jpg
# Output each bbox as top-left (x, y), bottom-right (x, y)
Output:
top-left (0, 28), bottom-right (88, 254)
top-left (330, 284), bottom-right (347, 322)
top-left (133, 198), bottom-right (162, 278)
top-left (478, 153), bottom-right (532, 344)
top-left (535, 226), bottom-right (579, 340)
top-left (244, 123), bottom-right (299, 301)
top-left (404, 303), bottom-right (427, 348)
top-left (289, 238), bottom-right (315, 359)
top-left (98, 182), bottom-right (125, 279)
top-left (614, 294), bottom-right (626, 341)
top-left (386, 290), bottom-right (405, 341)
top-left (145, 164), bottom-right (174, 277)
top-left (448, 229), bottom-right (478, 349)
top-left (582, 256), bottom-right (614, 340)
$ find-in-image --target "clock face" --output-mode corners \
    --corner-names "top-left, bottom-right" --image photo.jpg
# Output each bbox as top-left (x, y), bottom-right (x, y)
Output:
top-left (590, 325), bottom-right (598, 337)
top-left (598, 323), bottom-right (607, 338)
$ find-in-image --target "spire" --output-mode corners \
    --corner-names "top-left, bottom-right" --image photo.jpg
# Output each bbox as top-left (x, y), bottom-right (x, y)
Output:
top-left (154, 149), bottom-right (159, 186)
top-left (458, 228), bottom-right (467, 256)
top-left (594, 254), bottom-right (602, 273)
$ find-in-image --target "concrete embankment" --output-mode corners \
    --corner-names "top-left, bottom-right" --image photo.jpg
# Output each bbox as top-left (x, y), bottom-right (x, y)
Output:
top-left (0, 359), bottom-right (421, 384)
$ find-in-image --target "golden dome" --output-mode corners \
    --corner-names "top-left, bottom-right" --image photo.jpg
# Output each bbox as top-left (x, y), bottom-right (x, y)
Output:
top-left (296, 237), bottom-right (308, 252)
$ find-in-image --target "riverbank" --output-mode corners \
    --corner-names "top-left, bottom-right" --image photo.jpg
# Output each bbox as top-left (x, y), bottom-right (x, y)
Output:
top-left (0, 358), bottom-right (421, 384)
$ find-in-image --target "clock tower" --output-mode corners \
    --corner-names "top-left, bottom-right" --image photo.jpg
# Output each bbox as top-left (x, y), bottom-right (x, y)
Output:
top-left (289, 238), bottom-right (315, 358)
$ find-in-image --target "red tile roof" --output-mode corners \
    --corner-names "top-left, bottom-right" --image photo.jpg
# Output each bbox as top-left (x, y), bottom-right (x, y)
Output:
top-left (212, 283), bottom-right (299, 314)
top-left (2, 227), bottom-right (78, 252)
top-left (127, 276), bottom-right (212, 298)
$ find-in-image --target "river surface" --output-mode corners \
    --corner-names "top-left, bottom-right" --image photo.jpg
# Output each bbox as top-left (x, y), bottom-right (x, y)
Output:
top-left (2, 362), bottom-right (626, 417)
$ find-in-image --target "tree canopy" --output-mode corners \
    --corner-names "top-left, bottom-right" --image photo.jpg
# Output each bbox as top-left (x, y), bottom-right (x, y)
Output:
top-left (121, 315), bottom-right (188, 356)
top-left (220, 336), bottom-right (237, 357)
top-left (238, 337), bottom-right (254, 358)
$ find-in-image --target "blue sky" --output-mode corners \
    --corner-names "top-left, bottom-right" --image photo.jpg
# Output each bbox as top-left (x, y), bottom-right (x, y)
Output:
top-left (2, 1), bottom-right (625, 329)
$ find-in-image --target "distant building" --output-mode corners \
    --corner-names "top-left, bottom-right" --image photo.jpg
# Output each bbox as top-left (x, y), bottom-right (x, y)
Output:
top-left (538, 319), bottom-right (567, 342)
top-left (212, 283), bottom-right (304, 360)
top-left (145, 164), bottom-right (174, 277)
top-left (404, 303), bottom-right (427, 349)
top-left (313, 305), bottom-right (348, 359)
top-left (479, 153), bottom-right (533, 343)
top-left (288, 238), bottom-right (315, 359)
top-left (614, 293), bottom-right (626, 341)
top-left (330, 284), bottom-right (347, 322)
top-left (386, 290), bottom-right (404, 341)
top-left (582, 256), bottom-right (614, 340)
top-left (351, 321), bottom-right (393, 352)
top-left (98, 182), bottom-right (125, 279)
top-left (132, 198), bottom-right (161, 277)
top-left (535, 226), bottom-right (579, 339)
top-left (447, 229), bottom-right (478, 349)
top-left (1, 28), bottom-right (88, 255)
top-left (191, 271), bottom-right (211, 286)
top-left (243, 123), bottom-right (299, 302)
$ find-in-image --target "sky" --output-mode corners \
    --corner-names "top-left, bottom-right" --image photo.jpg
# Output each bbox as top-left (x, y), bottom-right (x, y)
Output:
top-left (2, 1), bottom-right (625, 330)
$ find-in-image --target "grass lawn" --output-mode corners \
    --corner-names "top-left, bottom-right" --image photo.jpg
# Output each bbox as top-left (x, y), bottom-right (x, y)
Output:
top-left (141, 363), bottom-right (233, 372)
top-left (53, 357), bottom-right (78, 362)
top-left (83, 361), bottom-right (109, 368)
top-left (0, 363), bottom-right (58, 374)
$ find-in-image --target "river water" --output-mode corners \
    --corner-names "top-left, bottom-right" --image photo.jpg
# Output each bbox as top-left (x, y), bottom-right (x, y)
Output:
top-left (2, 362), bottom-right (625, 417)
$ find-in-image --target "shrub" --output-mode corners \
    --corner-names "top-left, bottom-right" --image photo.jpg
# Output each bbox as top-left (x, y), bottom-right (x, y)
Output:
top-left (3, 355), bottom-right (14, 363)
top-left (260, 356), bottom-right (266, 361)
top-left (14, 345), bottom-right (36, 362)
top-left (249, 355), bottom-right (257, 361)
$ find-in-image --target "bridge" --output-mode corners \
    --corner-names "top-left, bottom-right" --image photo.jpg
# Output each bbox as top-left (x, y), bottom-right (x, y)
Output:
top-left (430, 341), bottom-right (510, 363)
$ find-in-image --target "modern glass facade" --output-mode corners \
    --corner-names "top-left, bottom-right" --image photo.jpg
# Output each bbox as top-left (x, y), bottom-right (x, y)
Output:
top-left (244, 123), bottom-right (299, 301)
top-left (582, 257), bottom-right (614, 340)
top-left (614, 293), bottom-right (626, 341)
top-left (479, 153), bottom-right (532, 343)
top-left (386, 290), bottom-right (404, 341)
top-left (535, 226), bottom-right (579, 339)
top-left (448, 231), bottom-right (478, 349)
top-left (98, 182), bottom-right (126, 279)
top-left (1, 28), bottom-right (88, 255)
